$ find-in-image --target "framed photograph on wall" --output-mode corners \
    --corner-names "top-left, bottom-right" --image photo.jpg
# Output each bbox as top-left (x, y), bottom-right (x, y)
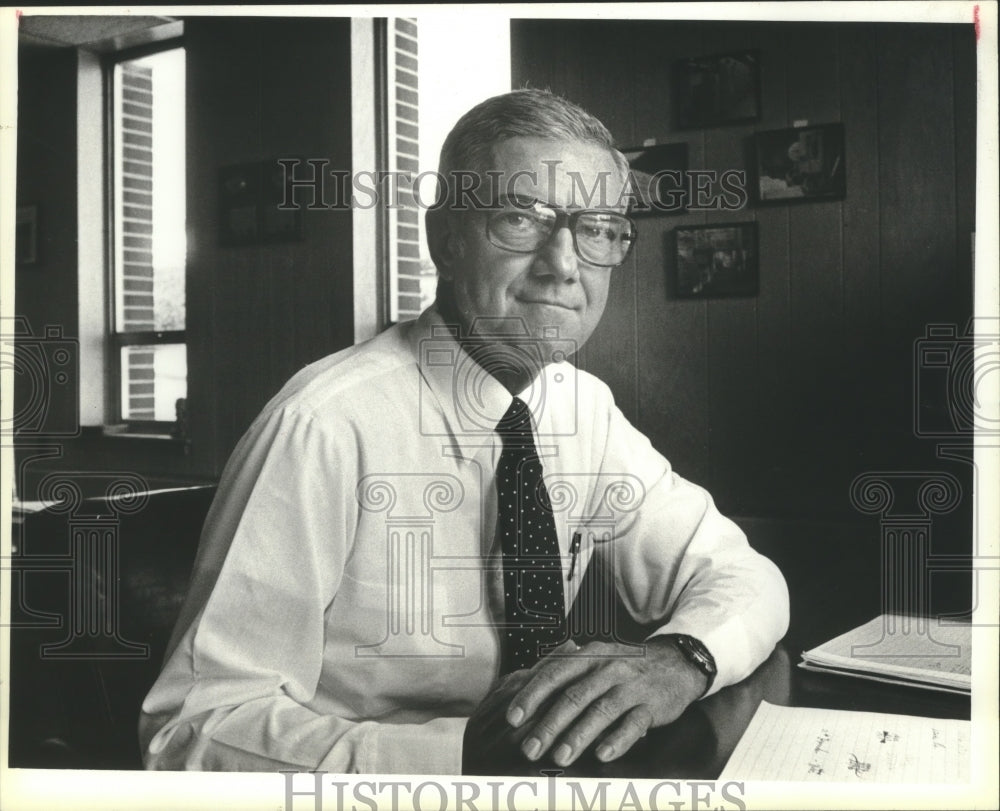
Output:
top-left (673, 51), bottom-right (760, 130)
top-left (622, 142), bottom-right (689, 216)
top-left (751, 123), bottom-right (846, 203)
top-left (16, 205), bottom-right (38, 265)
top-left (219, 159), bottom-right (303, 246)
top-left (672, 221), bottom-right (758, 299)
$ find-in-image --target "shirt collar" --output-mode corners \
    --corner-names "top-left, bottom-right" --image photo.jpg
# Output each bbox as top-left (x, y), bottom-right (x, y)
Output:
top-left (408, 306), bottom-right (551, 461)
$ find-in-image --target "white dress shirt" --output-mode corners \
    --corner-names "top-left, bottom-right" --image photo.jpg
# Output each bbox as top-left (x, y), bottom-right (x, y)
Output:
top-left (139, 306), bottom-right (789, 774)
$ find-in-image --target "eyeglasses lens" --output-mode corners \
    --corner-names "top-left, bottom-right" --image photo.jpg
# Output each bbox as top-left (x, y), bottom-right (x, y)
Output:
top-left (487, 201), bottom-right (635, 267)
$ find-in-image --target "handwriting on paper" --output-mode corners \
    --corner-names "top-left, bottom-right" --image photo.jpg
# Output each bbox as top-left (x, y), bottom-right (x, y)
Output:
top-left (847, 753), bottom-right (872, 777)
top-left (814, 729), bottom-right (830, 754)
top-left (720, 702), bottom-right (970, 783)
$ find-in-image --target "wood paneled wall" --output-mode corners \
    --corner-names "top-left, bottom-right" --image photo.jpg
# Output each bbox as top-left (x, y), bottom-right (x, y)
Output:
top-left (184, 18), bottom-right (355, 475)
top-left (15, 18), bottom-right (355, 480)
top-left (512, 20), bottom-right (976, 519)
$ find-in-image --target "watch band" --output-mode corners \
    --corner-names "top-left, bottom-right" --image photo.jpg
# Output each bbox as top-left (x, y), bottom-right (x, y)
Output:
top-left (664, 633), bottom-right (717, 693)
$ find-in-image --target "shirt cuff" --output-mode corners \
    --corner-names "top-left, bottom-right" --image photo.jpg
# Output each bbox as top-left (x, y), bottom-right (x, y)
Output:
top-left (359, 716), bottom-right (469, 775)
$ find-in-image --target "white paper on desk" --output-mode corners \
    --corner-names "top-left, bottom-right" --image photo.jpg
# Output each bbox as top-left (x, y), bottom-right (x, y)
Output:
top-left (720, 702), bottom-right (970, 783)
top-left (802, 614), bottom-right (971, 690)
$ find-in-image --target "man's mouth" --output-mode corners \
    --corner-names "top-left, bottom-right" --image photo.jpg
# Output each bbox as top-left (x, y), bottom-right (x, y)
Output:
top-left (518, 298), bottom-right (577, 310)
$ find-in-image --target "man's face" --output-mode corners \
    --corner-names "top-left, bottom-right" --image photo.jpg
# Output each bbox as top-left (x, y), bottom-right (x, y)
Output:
top-left (441, 137), bottom-right (627, 356)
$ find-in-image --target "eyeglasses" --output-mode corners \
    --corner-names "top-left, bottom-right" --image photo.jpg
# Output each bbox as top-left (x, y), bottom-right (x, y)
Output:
top-left (486, 197), bottom-right (638, 268)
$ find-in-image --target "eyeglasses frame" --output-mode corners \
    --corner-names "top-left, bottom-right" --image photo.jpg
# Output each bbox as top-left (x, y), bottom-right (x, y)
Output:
top-left (484, 197), bottom-right (639, 269)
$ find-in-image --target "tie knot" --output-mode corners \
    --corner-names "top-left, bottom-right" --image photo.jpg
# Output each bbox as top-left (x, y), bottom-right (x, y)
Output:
top-left (496, 397), bottom-right (532, 440)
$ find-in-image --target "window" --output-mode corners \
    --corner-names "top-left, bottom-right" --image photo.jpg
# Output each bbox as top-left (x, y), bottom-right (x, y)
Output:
top-left (382, 17), bottom-right (510, 324)
top-left (107, 43), bottom-right (186, 430)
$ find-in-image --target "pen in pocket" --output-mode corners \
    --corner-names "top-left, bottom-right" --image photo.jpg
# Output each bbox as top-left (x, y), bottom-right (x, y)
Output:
top-left (567, 531), bottom-right (583, 581)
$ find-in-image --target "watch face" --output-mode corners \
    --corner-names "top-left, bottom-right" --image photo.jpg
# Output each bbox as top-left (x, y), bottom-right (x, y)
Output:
top-left (677, 635), bottom-right (717, 676)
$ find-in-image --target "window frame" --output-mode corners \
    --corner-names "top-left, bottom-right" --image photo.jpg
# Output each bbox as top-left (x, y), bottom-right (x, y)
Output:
top-left (373, 17), bottom-right (511, 328)
top-left (373, 18), bottom-right (393, 332)
top-left (102, 37), bottom-right (187, 435)
top-left (381, 16), bottom-right (428, 327)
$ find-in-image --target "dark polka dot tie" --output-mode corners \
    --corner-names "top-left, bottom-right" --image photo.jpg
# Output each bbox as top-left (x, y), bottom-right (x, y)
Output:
top-left (495, 397), bottom-right (568, 675)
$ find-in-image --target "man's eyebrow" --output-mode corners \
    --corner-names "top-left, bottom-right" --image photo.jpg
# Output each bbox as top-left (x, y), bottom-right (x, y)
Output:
top-left (497, 194), bottom-right (625, 215)
top-left (497, 193), bottom-right (542, 209)
top-left (501, 195), bottom-right (589, 212)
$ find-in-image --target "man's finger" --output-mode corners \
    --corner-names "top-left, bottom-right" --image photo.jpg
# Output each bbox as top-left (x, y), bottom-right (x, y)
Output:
top-left (547, 639), bottom-right (581, 656)
top-left (593, 704), bottom-right (655, 763)
top-left (466, 670), bottom-right (536, 758)
top-left (505, 649), bottom-right (591, 728)
top-left (515, 672), bottom-right (617, 762)
top-left (532, 683), bottom-right (634, 766)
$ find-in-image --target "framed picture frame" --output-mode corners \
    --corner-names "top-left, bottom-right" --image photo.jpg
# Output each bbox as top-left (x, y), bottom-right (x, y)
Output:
top-left (673, 51), bottom-right (761, 130)
top-left (621, 142), bottom-right (689, 216)
top-left (219, 163), bottom-right (260, 245)
top-left (219, 159), bottom-right (303, 246)
top-left (751, 123), bottom-right (846, 204)
top-left (16, 205), bottom-right (38, 265)
top-left (672, 221), bottom-right (759, 299)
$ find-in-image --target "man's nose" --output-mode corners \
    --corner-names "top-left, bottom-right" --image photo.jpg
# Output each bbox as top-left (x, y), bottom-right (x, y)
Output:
top-left (533, 226), bottom-right (579, 280)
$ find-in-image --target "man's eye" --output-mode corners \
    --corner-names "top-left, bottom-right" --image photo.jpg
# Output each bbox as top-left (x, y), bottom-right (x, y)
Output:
top-left (499, 213), bottom-right (530, 227)
top-left (497, 211), bottom-right (544, 230)
top-left (579, 223), bottom-right (614, 241)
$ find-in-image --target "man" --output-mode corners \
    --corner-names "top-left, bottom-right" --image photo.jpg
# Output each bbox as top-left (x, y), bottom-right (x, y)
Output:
top-left (140, 89), bottom-right (788, 774)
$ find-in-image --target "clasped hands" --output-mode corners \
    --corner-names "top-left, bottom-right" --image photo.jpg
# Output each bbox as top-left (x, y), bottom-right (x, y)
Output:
top-left (462, 637), bottom-right (708, 774)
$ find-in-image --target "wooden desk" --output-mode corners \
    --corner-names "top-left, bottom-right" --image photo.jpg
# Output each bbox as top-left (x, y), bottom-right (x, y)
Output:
top-left (469, 517), bottom-right (972, 778)
top-left (472, 641), bottom-right (970, 779)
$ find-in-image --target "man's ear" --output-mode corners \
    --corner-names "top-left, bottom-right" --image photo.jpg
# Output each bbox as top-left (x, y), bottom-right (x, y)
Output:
top-left (425, 209), bottom-right (463, 281)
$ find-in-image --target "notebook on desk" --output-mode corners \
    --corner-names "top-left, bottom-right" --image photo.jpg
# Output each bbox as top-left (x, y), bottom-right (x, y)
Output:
top-left (799, 614), bottom-right (971, 695)
top-left (720, 701), bottom-right (970, 782)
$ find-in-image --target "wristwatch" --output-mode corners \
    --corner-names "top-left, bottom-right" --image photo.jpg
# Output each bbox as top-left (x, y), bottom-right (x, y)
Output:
top-left (664, 634), bottom-right (717, 694)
